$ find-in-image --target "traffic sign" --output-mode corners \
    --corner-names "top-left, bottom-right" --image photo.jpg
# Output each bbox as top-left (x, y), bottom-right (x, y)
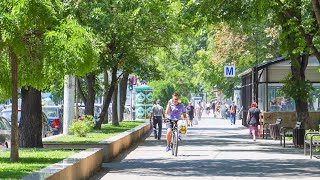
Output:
top-left (224, 66), bottom-right (235, 77)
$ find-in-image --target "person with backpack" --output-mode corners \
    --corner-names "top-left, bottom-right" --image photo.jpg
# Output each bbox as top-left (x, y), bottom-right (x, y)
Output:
top-left (246, 102), bottom-right (262, 142)
top-left (150, 99), bottom-right (165, 140)
top-left (229, 101), bottom-right (237, 125)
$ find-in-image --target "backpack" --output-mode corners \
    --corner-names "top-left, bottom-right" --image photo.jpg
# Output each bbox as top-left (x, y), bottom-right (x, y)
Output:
top-left (230, 105), bottom-right (235, 113)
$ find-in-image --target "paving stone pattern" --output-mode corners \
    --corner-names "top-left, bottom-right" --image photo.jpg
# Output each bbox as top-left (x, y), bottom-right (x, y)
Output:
top-left (90, 114), bottom-right (320, 180)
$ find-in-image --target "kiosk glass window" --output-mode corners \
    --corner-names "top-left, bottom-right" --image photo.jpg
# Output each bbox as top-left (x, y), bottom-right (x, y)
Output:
top-left (309, 84), bottom-right (320, 112)
top-left (267, 84), bottom-right (296, 112)
top-left (267, 83), bottom-right (320, 112)
top-left (258, 84), bottom-right (266, 111)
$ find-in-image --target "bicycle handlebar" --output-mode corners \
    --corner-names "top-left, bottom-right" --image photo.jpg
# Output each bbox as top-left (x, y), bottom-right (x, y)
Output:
top-left (163, 118), bottom-right (180, 122)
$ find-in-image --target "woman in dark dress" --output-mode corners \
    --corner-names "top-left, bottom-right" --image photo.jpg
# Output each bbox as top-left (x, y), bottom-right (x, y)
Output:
top-left (246, 102), bottom-right (262, 142)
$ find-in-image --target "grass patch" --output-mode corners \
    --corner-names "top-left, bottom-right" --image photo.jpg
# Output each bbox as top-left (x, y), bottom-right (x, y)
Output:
top-left (0, 149), bottom-right (79, 179)
top-left (44, 121), bottom-right (145, 144)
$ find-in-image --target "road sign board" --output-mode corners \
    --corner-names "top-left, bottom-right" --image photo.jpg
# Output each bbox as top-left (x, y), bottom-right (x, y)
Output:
top-left (224, 66), bottom-right (235, 77)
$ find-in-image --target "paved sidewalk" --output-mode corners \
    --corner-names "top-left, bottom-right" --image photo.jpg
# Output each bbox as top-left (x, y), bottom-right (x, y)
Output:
top-left (90, 115), bottom-right (320, 180)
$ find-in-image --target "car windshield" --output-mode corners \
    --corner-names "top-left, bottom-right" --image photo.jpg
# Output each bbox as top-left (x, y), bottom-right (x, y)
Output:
top-left (42, 108), bottom-right (58, 117)
top-left (0, 118), bottom-right (11, 130)
top-left (1, 111), bottom-right (21, 122)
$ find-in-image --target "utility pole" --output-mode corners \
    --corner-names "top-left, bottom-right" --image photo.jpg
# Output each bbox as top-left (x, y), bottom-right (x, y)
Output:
top-left (75, 77), bottom-right (78, 121)
top-left (63, 75), bottom-right (75, 135)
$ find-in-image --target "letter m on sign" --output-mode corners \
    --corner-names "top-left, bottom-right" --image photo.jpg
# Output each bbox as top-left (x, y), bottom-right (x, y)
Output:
top-left (224, 66), bottom-right (235, 77)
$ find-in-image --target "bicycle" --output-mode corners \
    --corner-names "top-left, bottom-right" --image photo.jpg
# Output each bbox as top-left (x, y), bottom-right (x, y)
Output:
top-left (165, 118), bottom-right (179, 156)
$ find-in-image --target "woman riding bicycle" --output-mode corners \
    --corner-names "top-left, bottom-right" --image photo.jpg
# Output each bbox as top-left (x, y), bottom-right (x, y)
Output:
top-left (165, 92), bottom-right (187, 152)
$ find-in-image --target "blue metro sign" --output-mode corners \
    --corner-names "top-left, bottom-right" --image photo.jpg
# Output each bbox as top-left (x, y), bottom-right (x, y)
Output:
top-left (224, 66), bottom-right (236, 77)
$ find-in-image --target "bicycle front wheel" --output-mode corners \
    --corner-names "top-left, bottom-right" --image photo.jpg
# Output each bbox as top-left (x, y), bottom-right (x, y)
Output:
top-left (173, 130), bottom-right (178, 156)
top-left (171, 131), bottom-right (175, 155)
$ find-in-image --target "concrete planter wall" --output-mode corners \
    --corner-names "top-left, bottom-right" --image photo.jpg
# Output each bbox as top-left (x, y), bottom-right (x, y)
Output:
top-left (23, 148), bottom-right (104, 180)
top-left (24, 122), bottom-right (150, 180)
top-left (101, 122), bottom-right (150, 162)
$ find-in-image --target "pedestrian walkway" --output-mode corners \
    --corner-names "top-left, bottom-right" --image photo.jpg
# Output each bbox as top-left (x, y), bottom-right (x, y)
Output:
top-left (90, 116), bottom-right (320, 180)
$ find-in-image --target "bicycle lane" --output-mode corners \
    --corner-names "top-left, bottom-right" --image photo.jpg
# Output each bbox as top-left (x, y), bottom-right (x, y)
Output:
top-left (90, 116), bottom-right (320, 180)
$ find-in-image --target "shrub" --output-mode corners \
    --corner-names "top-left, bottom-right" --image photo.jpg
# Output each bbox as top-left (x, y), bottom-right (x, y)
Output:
top-left (69, 115), bottom-right (94, 137)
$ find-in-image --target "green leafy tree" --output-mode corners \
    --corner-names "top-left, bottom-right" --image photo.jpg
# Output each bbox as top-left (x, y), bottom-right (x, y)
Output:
top-left (161, 1), bottom-right (281, 101)
top-left (149, 80), bottom-right (175, 107)
top-left (180, 0), bottom-right (319, 128)
top-left (273, 0), bottom-right (320, 128)
top-left (0, 0), bottom-right (98, 161)
top-left (74, 0), bottom-right (181, 127)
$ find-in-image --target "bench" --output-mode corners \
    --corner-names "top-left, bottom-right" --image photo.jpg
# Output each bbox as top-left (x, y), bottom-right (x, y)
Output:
top-left (263, 119), bottom-right (282, 139)
top-left (304, 132), bottom-right (320, 159)
top-left (280, 122), bottom-right (302, 148)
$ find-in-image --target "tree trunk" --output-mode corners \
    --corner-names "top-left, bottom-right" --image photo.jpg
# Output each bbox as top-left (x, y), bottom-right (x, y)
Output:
top-left (291, 54), bottom-right (311, 129)
top-left (84, 73), bottom-right (95, 116)
top-left (312, 0), bottom-right (320, 27)
top-left (19, 87), bottom-right (43, 148)
top-left (9, 46), bottom-right (19, 162)
top-left (295, 99), bottom-right (310, 128)
top-left (112, 85), bottom-right (119, 126)
top-left (102, 71), bottom-right (109, 124)
top-left (120, 73), bottom-right (129, 121)
top-left (95, 67), bottom-right (118, 129)
top-left (77, 77), bottom-right (87, 105)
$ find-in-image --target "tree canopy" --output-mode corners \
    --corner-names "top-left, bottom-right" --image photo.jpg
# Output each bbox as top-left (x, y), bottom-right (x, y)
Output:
top-left (0, 0), bottom-right (99, 99)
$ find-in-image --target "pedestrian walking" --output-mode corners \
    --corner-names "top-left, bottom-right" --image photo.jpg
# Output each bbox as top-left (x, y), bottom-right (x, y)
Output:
top-left (186, 102), bottom-right (195, 127)
top-left (195, 101), bottom-right (203, 121)
top-left (150, 99), bottom-right (165, 140)
top-left (229, 101), bottom-right (237, 125)
top-left (220, 101), bottom-right (228, 119)
top-left (211, 101), bottom-right (216, 117)
top-left (246, 102), bottom-right (262, 142)
top-left (215, 101), bottom-right (221, 118)
top-left (205, 102), bottom-right (211, 116)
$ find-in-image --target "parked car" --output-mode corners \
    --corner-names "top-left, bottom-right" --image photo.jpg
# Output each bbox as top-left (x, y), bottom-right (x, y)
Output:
top-left (0, 108), bottom-right (21, 124)
top-left (0, 113), bottom-right (53, 148)
top-left (0, 109), bottom-right (54, 138)
top-left (94, 104), bottom-right (112, 123)
top-left (0, 117), bottom-right (11, 148)
top-left (42, 106), bottom-right (63, 135)
top-left (41, 113), bottom-right (54, 138)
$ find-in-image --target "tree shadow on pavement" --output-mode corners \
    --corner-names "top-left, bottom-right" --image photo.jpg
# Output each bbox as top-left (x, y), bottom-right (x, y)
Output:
top-left (90, 120), bottom-right (320, 179)
top-left (101, 158), bottom-right (320, 178)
